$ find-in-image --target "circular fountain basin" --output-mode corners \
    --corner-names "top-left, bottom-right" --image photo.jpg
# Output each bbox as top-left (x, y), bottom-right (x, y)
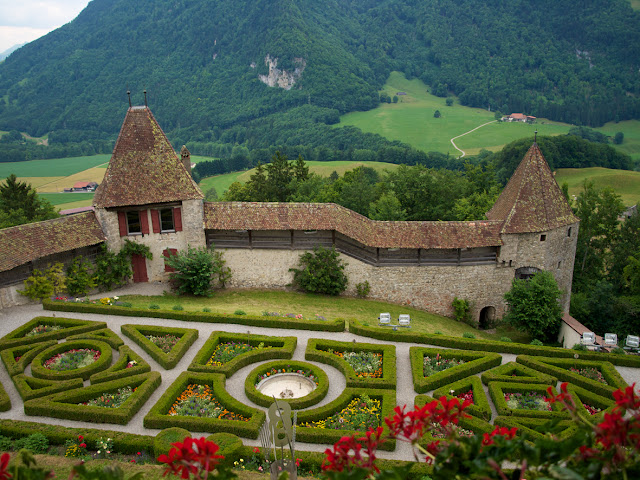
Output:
top-left (257, 373), bottom-right (317, 399)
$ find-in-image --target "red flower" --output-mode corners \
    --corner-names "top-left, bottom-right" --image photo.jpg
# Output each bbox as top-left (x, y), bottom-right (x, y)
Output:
top-left (482, 426), bottom-right (518, 447)
top-left (79, 443), bottom-right (86, 449)
top-left (78, 435), bottom-right (83, 441)
top-left (158, 437), bottom-right (224, 480)
top-left (612, 384), bottom-right (640, 412)
top-left (295, 458), bottom-right (301, 467)
top-left (0, 452), bottom-right (11, 480)
top-left (253, 447), bottom-right (260, 454)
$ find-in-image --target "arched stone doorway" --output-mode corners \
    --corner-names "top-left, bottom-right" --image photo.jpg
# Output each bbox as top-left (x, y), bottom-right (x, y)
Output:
top-left (479, 306), bottom-right (495, 329)
top-left (515, 266), bottom-right (540, 280)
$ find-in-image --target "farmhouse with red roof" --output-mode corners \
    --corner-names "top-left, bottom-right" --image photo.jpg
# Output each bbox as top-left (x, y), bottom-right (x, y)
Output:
top-left (0, 105), bottom-right (579, 326)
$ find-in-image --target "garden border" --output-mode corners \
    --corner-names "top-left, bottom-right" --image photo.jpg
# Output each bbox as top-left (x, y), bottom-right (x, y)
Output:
top-left (188, 332), bottom-right (296, 377)
top-left (120, 324), bottom-right (198, 369)
top-left (481, 361), bottom-right (557, 386)
top-left (67, 328), bottom-right (125, 349)
top-left (30, 339), bottom-right (113, 381)
top-left (0, 340), bottom-right (58, 376)
top-left (493, 416), bottom-right (579, 441)
top-left (244, 360), bottom-right (329, 409)
top-left (0, 317), bottom-right (106, 349)
top-left (11, 374), bottom-right (84, 401)
top-left (432, 376), bottom-right (492, 421)
top-left (0, 381), bottom-right (9, 412)
top-left (488, 381), bottom-right (569, 419)
top-left (305, 339), bottom-right (396, 389)
top-left (90, 345), bottom-right (151, 384)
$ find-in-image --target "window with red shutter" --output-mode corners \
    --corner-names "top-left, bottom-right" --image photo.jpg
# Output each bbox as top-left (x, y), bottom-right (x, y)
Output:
top-left (118, 211), bottom-right (127, 236)
top-left (151, 210), bottom-right (161, 233)
top-left (173, 207), bottom-right (183, 232)
top-left (140, 210), bottom-right (149, 235)
top-left (163, 248), bottom-right (178, 272)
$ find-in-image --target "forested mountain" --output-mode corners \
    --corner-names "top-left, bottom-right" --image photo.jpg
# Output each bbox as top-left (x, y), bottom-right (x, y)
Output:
top-left (0, 0), bottom-right (639, 151)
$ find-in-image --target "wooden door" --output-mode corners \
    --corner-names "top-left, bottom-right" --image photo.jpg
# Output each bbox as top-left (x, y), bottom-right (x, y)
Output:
top-left (131, 254), bottom-right (148, 283)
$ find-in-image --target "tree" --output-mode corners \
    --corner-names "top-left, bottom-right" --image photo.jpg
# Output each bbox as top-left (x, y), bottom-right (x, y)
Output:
top-left (434, 110), bottom-right (441, 118)
top-left (614, 132), bottom-right (624, 145)
top-left (446, 98), bottom-right (454, 106)
top-left (503, 270), bottom-right (563, 342)
top-left (0, 174), bottom-right (58, 228)
top-left (369, 192), bottom-right (407, 220)
top-left (204, 187), bottom-right (218, 201)
top-left (65, 257), bottom-right (96, 297)
top-left (165, 246), bottom-right (231, 296)
top-left (392, 95), bottom-right (398, 103)
top-left (289, 246), bottom-right (348, 295)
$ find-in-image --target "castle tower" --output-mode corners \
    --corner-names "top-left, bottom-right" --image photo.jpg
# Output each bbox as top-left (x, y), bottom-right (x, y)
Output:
top-left (486, 142), bottom-right (579, 311)
top-left (93, 105), bottom-right (205, 282)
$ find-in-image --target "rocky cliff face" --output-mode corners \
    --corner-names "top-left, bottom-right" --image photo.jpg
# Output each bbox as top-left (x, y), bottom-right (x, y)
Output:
top-left (258, 55), bottom-right (306, 90)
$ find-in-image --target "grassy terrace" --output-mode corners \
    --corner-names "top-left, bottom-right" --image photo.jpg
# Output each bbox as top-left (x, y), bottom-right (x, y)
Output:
top-left (118, 289), bottom-right (530, 343)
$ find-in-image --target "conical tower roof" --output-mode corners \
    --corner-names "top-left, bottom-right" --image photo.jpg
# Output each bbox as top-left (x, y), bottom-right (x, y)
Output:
top-left (486, 143), bottom-right (578, 234)
top-left (93, 106), bottom-right (203, 208)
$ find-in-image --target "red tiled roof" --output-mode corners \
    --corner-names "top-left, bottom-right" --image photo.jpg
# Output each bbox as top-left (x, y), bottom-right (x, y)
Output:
top-left (0, 212), bottom-right (106, 272)
top-left (509, 113), bottom-right (526, 119)
top-left (93, 106), bottom-right (203, 208)
top-left (486, 143), bottom-right (578, 233)
top-left (562, 313), bottom-right (604, 346)
top-left (204, 202), bottom-right (503, 249)
top-left (59, 206), bottom-right (95, 216)
top-left (73, 182), bottom-right (91, 189)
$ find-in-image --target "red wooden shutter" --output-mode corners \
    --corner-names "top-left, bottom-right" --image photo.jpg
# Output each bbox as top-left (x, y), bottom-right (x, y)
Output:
top-left (117, 211), bottom-right (127, 236)
top-left (140, 210), bottom-right (149, 235)
top-left (173, 207), bottom-right (183, 232)
top-left (151, 210), bottom-right (160, 233)
top-left (163, 248), bottom-right (178, 272)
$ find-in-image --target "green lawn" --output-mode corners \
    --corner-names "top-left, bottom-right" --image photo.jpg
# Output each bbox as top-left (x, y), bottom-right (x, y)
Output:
top-left (0, 154), bottom-right (110, 177)
top-left (555, 167), bottom-right (640, 207)
top-left (198, 161), bottom-right (399, 195)
top-left (593, 119), bottom-right (640, 162)
top-left (39, 192), bottom-right (95, 206)
top-left (119, 289), bottom-right (529, 343)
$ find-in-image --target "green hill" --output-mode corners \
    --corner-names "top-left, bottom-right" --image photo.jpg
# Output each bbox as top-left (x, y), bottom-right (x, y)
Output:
top-left (555, 167), bottom-right (640, 207)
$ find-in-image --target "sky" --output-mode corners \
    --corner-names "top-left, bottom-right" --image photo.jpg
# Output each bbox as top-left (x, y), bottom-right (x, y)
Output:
top-left (0, 0), bottom-right (90, 53)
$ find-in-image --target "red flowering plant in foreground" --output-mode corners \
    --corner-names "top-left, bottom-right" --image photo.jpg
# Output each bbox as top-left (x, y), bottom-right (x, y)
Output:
top-left (321, 384), bottom-right (640, 480)
top-left (158, 437), bottom-right (236, 480)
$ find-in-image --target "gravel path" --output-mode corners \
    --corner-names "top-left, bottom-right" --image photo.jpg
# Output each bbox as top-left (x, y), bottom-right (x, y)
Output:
top-left (0, 283), bottom-right (638, 462)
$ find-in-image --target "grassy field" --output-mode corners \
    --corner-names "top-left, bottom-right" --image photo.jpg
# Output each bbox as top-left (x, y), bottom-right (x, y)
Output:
top-left (630, 0), bottom-right (640, 10)
top-left (35, 166), bottom-right (107, 193)
top-left (198, 160), bottom-right (400, 195)
top-left (39, 192), bottom-right (95, 206)
top-left (120, 289), bottom-right (529, 343)
top-left (0, 154), bottom-right (109, 177)
top-left (594, 119), bottom-right (640, 162)
top-left (555, 167), bottom-right (640, 207)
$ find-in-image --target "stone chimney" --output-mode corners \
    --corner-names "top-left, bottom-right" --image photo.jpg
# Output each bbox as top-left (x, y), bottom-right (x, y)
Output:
top-left (180, 145), bottom-right (191, 175)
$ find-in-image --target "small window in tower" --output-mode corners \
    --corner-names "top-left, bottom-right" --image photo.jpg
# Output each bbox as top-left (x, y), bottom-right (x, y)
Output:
top-left (540, 234), bottom-right (546, 241)
top-left (567, 227), bottom-right (572, 237)
top-left (160, 208), bottom-right (175, 232)
top-left (126, 211), bottom-right (141, 234)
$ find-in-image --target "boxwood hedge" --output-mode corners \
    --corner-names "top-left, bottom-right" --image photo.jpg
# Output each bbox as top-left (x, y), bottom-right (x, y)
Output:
top-left (481, 361), bottom-right (557, 386)
top-left (0, 381), bottom-right (9, 412)
top-left (516, 356), bottom-right (626, 398)
top-left (305, 339), bottom-right (396, 389)
top-left (90, 345), bottom-right (151, 384)
top-left (410, 347), bottom-right (501, 393)
top-left (349, 319), bottom-right (640, 367)
top-left (44, 300), bottom-right (345, 332)
top-left (11, 374), bottom-right (83, 401)
top-left (244, 360), bottom-right (329, 409)
top-left (488, 382), bottom-right (569, 419)
top-left (30, 339), bottom-right (113, 381)
top-left (432, 376), bottom-right (492, 421)
top-left (143, 371), bottom-right (265, 439)
top-left (0, 317), bottom-right (106, 349)
top-left (67, 328), bottom-right (125, 349)
top-left (188, 332), bottom-right (296, 377)
top-left (121, 324), bottom-right (198, 370)
top-left (0, 340), bottom-right (58, 376)
top-left (564, 383), bottom-right (615, 420)
top-left (23, 371), bottom-right (161, 424)
top-left (295, 388), bottom-right (396, 451)
top-left (493, 416), bottom-right (579, 441)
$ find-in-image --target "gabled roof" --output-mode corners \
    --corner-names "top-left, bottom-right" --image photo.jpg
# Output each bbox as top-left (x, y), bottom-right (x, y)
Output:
top-left (0, 212), bottom-right (106, 273)
top-left (93, 106), bottom-right (203, 208)
top-left (204, 202), bottom-right (503, 249)
top-left (486, 143), bottom-right (578, 234)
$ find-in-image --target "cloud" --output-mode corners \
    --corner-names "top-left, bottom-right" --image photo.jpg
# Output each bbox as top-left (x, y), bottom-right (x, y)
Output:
top-left (0, 1), bottom-right (89, 29)
top-left (0, 26), bottom-right (50, 53)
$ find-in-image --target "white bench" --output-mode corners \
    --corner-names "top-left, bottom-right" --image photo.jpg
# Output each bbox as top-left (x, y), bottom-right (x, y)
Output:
top-left (378, 313), bottom-right (391, 326)
top-left (398, 314), bottom-right (411, 328)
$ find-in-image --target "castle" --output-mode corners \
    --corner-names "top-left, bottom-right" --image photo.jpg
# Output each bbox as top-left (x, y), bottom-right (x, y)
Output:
top-left (0, 105), bottom-right (580, 325)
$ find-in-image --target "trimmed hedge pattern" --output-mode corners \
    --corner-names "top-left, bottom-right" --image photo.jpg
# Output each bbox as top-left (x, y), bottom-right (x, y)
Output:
top-left (433, 376), bottom-right (492, 421)
top-left (0, 381), bottom-right (10, 412)
top-left (244, 360), bottom-right (329, 409)
top-left (493, 416), bottom-right (579, 441)
top-left (188, 332), bottom-right (296, 377)
top-left (30, 339), bottom-right (113, 381)
top-left (24, 371), bottom-right (161, 424)
top-left (349, 319), bottom-right (640, 367)
top-left (0, 316), bottom-right (106, 349)
top-left (410, 347), bottom-right (502, 393)
top-left (44, 300), bottom-right (346, 332)
top-left (295, 388), bottom-right (397, 451)
top-left (143, 371), bottom-right (266, 439)
top-left (0, 340), bottom-right (58, 376)
top-left (488, 382), bottom-right (569, 419)
top-left (121, 324), bottom-right (198, 370)
top-left (67, 328), bottom-right (125, 349)
top-left (11, 374), bottom-right (83, 401)
top-left (565, 384), bottom-right (616, 421)
top-left (305, 339), bottom-right (396, 389)
top-left (481, 361), bottom-right (557, 386)
top-left (516, 355), bottom-right (626, 397)
top-left (90, 345), bottom-right (151, 384)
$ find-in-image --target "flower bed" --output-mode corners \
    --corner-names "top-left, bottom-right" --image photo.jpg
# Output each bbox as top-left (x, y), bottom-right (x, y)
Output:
top-left (299, 395), bottom-right (381, 431)
top-left (423, 353), bottom-right (464, 377)
top-left (244, 360), bottom-right (329, 409)
top-left (504, 392), bottom-right (551, 411)
top-left (25, 325), bottom-right (64, 337)
top-left (188, 332), bottom-right (296, 376)
top-left (81, 386), bottom-right (135, 408)
top-left (432, 376), bottom-right (492, 420)
top-left (121, 324), bottom-right (198, 370)
top-left (169, 384), bottom-right (249, 421)
top-left (305, 339), bottom-right (396, 389)
top-left (30, 340), bottom-right (112, 381)
top-left (145, 334), bottom-right (181, 354)
top-left (0, 317), bottom-right (106, 349)
top-left (43, 348), bottom-right (100, 371)
top-left (489, 382), bottom-right (569, 419)
top-left (569, 366), bottom-right (606, 384)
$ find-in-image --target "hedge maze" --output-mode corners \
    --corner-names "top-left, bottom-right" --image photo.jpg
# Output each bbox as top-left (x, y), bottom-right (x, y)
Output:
top-left (0, 311), bottom-right (635, 456)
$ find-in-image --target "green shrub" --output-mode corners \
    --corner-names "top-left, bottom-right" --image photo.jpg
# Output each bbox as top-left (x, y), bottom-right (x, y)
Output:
top-left (434, 331), bottom-right (443, 335)
top-left (0, 436), bottom-right (12, 451)
top-left (203, 307), bottom-right (211, 312)
top-left (530, 339), bottom-right (544, 346)
top-left (154, 427), bottom-right (190, 458)
top-left (19, 263), bottom-right (66, 301)
top-left (172, 305), bottom-right (183, 311)
top-left (65, 257), bottom-right (97, 297)
top-left (355, 281), bottom-right (371, 298)
top-left (452, 297), bottom-right (471, 324)
top-left (233, 309), bottom-right (247, 315)
top-left (611, 347), bottom-right (626, 355)
top-left (573, 343), bottom-right (588, 351)
top-left (149, 304), bottom-right (160, 309)
top-left (290, 246), bottom-right (348, 296)
top-left (93, 244), bottom-right (131, 291)
top-left (165, 246), bottom-right (231, 296)
top-left (500, 337), bottom-right (512, 343)
top-left (206, 433), bottom-right (243, 467)
top-left (462, 332), bottom-right (476, 339)
top-left (14, 433), bottom-right (48, 454)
